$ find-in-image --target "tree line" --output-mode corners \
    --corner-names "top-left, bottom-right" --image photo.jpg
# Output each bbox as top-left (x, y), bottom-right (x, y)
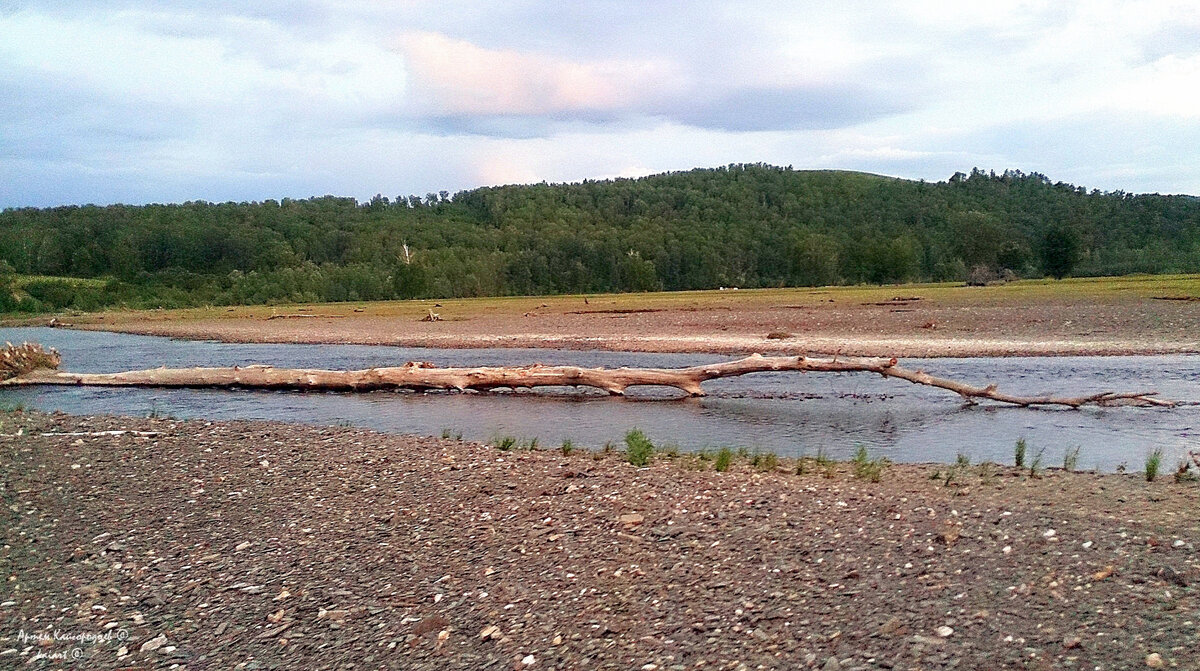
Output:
top-left (2, 165), bottom-right (1198, 313)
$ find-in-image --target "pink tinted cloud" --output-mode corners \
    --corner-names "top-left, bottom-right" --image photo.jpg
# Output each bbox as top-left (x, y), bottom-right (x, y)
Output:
top-left (395, 31), bottom-right (679, 117)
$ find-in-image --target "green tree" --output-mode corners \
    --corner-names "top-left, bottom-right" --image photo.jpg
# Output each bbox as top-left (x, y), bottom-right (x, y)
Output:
top-left (1041, 227), bottom-right (1080, 279)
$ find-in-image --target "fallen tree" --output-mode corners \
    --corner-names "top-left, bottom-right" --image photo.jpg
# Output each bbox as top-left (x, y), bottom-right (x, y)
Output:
top-left (0, 342), bottom-right (1174, 408)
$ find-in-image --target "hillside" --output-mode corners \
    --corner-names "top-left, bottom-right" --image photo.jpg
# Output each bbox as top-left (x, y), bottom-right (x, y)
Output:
top-left (2, 165), bottom-right (1199, 312)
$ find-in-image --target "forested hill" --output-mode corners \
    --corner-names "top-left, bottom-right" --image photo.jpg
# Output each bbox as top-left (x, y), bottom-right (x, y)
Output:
top-left (2, 164), bottom-right (1199, 313)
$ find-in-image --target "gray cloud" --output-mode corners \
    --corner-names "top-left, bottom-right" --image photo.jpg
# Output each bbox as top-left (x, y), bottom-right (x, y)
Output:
top-left (2, 1), bottom-right (1200, 206)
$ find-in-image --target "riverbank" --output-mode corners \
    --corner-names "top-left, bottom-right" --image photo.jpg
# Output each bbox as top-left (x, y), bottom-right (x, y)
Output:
top-left (30, 275), bottom-right (1198, 357)
top-left (2, 410), bottom-right (1196, 669)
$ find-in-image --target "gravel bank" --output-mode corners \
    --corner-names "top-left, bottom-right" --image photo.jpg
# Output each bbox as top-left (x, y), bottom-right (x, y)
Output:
top-left (1, 411), bottom-right (1197, 669)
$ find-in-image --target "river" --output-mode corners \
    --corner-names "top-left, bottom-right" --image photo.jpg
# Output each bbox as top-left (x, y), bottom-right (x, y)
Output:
top-left (2, 327), bottom-right (1197, 471)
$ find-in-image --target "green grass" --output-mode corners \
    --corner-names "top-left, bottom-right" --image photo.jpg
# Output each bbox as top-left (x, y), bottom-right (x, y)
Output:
top-left (1145, 448), bottom-right (1163, 482)
top-left (1062, 446), bottom-right (1080, 472)
top-left (623, 429), bottom-right (654, 467)
top-left (750, 450), bottom-right (779, 472)
top-left (1014, 438), bottom-right (1027, 468)
top-left (714, 447), bottom-right (734, 472)
top-left (851, 444), bottom-right (888, 482)
top-left (492, 436), bottom-right (517, 451)
top-left (1029, 447), bottom-right (1045, 478)
top-left (560, 439), bottom-right (575, 456)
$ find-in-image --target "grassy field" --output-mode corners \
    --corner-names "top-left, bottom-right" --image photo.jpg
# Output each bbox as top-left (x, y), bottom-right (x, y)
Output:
top-left (62, 272), bottom-right (1200, 325)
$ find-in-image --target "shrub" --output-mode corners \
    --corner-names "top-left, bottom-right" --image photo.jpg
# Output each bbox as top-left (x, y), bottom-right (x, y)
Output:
top-left (560, 439), bottom-right (575, 456)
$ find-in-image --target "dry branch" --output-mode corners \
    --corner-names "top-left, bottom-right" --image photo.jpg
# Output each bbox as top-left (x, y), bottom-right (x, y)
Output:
top-left (0, 342), bottom-right (1174, 408)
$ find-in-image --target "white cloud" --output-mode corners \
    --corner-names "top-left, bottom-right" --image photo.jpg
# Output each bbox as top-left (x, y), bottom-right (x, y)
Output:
top-left (2, 1), bottom-right (1200, 206)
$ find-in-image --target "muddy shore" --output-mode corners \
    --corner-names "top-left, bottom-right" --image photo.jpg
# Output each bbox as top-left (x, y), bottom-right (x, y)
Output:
top-left (2, 411), bottom-right (1197, 669)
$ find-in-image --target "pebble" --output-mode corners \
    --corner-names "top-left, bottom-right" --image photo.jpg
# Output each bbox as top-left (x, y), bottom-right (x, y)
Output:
top-left (521, 654), bottom-right (536, 667)
top-left (1145, 652), bottom-right (1165, 668)
top-left (936, 626), bottom-right (954, 638)
top-left (821, 656), bottom-right (841, 671)
top-left (140, 634), bottom-right (168, 653)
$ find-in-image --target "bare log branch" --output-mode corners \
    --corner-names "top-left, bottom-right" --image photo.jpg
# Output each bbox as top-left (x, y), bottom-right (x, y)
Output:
top-left (0, 342), bottom-right (1174, 408)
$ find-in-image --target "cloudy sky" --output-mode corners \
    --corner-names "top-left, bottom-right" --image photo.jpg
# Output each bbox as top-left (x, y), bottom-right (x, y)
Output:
top-left (2, 1), bottom-right (1199, 207)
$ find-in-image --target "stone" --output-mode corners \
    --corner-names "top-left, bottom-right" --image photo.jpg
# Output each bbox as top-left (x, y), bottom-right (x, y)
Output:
top-left (1145, 652), bottom-right (1165, 668)
top-left (618, 513), bottom-right (645, 528)
top-left (140, 634), bottom-right (168, 653)
top-left (935, 626), bottom-right (954, 638)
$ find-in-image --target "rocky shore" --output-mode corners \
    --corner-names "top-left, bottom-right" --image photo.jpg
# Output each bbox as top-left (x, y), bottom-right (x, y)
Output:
top-left (2, 411), bottom-right (1197, 669)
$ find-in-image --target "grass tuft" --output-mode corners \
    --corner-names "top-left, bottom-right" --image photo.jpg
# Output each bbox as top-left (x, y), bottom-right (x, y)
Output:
top-left (1062, 446), bottom-right (1080, 472)
top-left (560, 439), bottom-right (574, 456)
top-left (1014, 438), bottom-right (1027, 469)
top-left (751, 450), bottom-right (779, 472)
top-left (1029, 447), bottom-right (1045, 478)
top-left (851, 444), bottom-right (888, 482)
top-left (492, 436), bottom-right (517, 451)
top-left (1145, 448), bottom-right (1163, 482)
top-left (714, 447), bottom-right (733, 472)
top-left (624, 429), bottom-right (655, 467)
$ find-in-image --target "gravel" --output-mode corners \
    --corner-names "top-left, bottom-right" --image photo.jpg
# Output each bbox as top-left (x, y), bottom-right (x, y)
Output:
top-left (2, 410), bottom-right (1197, 669)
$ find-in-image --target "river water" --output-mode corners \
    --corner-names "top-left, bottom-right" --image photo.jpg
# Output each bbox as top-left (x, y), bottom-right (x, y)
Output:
top-left (2, 327), bottom-right (1197, 471)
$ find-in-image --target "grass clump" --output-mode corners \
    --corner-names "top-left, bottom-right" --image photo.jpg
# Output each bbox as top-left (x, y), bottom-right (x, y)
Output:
top-left (492, 436), bottom-right (517, 451)
top-left (624, 429), bottom-right (655, 467)
top-left (751, 450), bottom-right (779, 472)
top-left (851, 444), bottom-right (888, 482)
top-left (560, 439), bottom-right (575, 456)
top-left (714, 447), bottom-right (734, 472)
top-left (1062, 446), bottom-right (1080, 472)
top-left (1014, 438), bottom-right (1027, 468)
top-left (813, 447), bottom-right (837, 479)
top-left (1029, 447), bottom-right (1045, 478)
top-left (1145, 448), bottom-right (1163, 482)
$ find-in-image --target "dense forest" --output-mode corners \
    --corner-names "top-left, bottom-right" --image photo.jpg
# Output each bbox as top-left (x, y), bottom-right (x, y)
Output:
top-left (1, 165), bottom-right (1198, 313)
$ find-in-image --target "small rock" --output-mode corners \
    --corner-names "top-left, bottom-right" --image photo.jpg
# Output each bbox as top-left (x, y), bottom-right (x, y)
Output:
top-left (879, 616), bottom-right (903, 635)
top-left (618, 513), bottom-right (645, 528)
top-left (1063, 636), bottom-right (1082, 649)
top-left (521, 654), bottom-right (536, 667)
top-left (479, 625), bottom-right (501, 640)
top-left (1081, 540), bottom-right (1093, 549)
top-left (1158, 567), bottom-right (1188, 587)
top-left (821, 656), bottom-right (841, 671)
top-left (1093, 565), bottom-right (1115, 581)
top-left (235, 541), bottom-right (252, 551)
top-left (935, 626), bottom-right (954, 638)
top-left (1042, 529), bottom-right (1056, 539)
top-left (1145, 652), bottom-right (1165, 668)
top-left (140, 634), bottom-right (168, 653)
top-left (116, 646), bottom-right (127, 657)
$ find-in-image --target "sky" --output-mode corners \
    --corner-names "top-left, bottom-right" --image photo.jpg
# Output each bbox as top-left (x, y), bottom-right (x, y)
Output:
top-left (2, 0), bottom-right (1199, 207)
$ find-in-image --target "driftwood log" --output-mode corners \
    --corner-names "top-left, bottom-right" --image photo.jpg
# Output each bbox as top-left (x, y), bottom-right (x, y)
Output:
top-left (0, 342), bottom-right (1174, 408)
